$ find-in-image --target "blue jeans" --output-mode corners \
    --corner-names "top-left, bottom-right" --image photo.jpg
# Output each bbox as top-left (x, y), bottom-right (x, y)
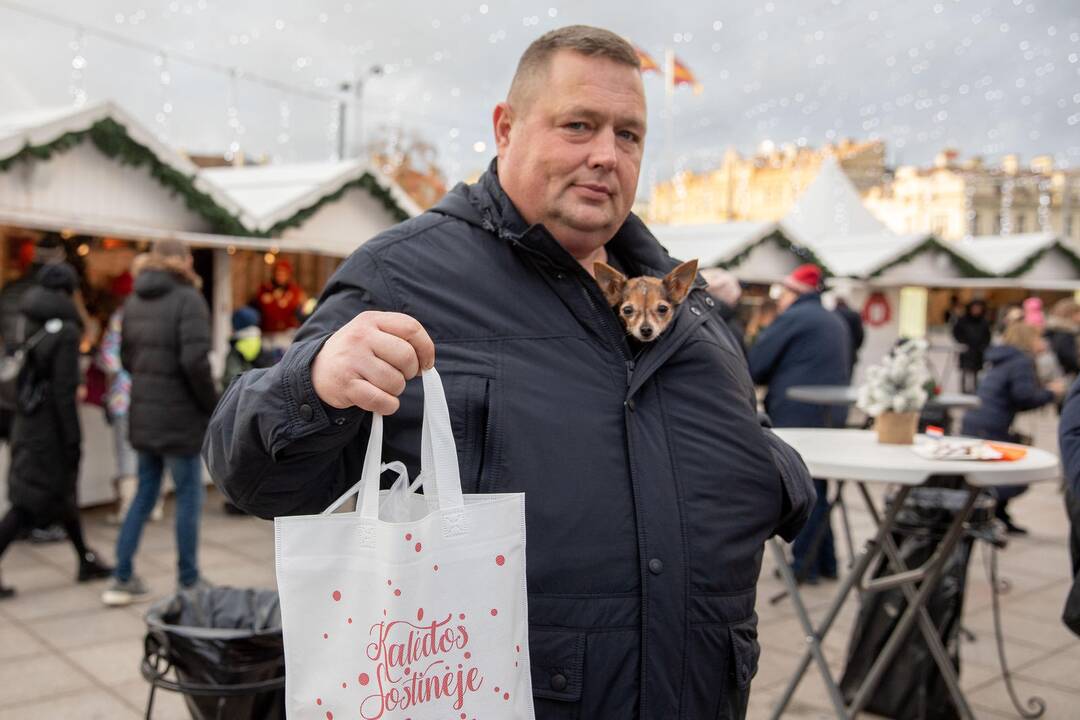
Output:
top-left (114, 452), bottom-right (204, 586)
top-left (791, 479), bottom-right (837, 580)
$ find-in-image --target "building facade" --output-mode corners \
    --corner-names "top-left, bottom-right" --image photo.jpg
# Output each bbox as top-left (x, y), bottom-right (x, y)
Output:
top-left (645, 139), bottom-right (885, 225)
top-left (864, 150), bottom-right (1080, 242)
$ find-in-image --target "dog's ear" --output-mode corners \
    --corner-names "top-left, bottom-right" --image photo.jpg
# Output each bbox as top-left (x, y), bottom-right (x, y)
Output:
top-left (663, 259), bottom-right (699, 304)
top-left (594, 262), bottom-right (627, 307)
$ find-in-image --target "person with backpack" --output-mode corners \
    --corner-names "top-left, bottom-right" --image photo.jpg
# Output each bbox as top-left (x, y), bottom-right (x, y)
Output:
top-left (0, 262), bottom-right (112, 598)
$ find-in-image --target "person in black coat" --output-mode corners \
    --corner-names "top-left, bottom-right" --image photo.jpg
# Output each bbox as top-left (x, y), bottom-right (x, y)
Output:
top-left (833, 296), bottom-right (865, 378)
top-left (0, 263), bottom-right (112, 599)
top-left (1045, 298), bottom-right (1080, 380)
top-left (749, 264), bottom-right (851, 584)
top-left (961, 322), bottom-right (1065, 534)
top-left (952, 300), bottom-right (992, 394)
top-left (102, 241), bottom-right (218, 606)
top-left (701, 267), bottom-right (747, 356)
top-left (202, 27), bottom-right (815, 719)
top-left (1059, 377), bottom-right (1080, 635)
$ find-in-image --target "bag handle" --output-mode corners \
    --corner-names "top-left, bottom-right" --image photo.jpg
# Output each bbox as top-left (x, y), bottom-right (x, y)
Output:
top-left (322, 368), bottom-right (467, 534)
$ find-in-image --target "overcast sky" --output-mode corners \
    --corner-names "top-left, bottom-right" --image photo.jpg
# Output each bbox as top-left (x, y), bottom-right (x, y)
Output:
top-left (1, 0), bottom-right (1078, 190)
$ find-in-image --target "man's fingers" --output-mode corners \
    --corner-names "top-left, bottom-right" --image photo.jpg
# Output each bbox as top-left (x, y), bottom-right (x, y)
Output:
top-left (344, 378), bottom-right (400, 415)
top-left (368, 332), bottom-right (421, 380)
top-left (371, 312), bottom-right (436, 372)
top-left (353, 355), bottom-right (408, 397)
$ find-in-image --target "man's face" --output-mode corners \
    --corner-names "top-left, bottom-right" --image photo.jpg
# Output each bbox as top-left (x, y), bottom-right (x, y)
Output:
top-left (494, 51), bottom-right (646, 260)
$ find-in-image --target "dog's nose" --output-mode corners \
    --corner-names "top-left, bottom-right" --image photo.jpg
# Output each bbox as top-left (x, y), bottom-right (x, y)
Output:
top-left (640, 326), bottom-right (653, 339)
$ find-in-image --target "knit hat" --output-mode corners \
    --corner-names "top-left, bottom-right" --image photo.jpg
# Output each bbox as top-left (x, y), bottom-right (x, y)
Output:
top-left (700, 267), bottom-right (742, 306)
top-left (782, 264), bottom-right (823, 294)
top-left (36, 262), bottom-right (78, 294)
top-left (1022, 297), bottom-right (1044, 328)
top-left (232, 306), bottom-right (261, 332)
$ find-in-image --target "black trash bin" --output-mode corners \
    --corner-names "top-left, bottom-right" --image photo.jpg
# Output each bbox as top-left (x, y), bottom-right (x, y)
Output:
top-left (142, 586), bottom-right (285, 720)
top-left (839, 488), bottom-right (995, 720)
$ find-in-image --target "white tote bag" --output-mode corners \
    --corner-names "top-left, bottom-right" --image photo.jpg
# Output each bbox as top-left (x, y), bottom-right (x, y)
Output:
top-left (275, 368), bottom-right (535, 720)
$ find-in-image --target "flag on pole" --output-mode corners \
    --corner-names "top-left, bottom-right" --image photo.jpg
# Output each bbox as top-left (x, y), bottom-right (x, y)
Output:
top-left (672, 56), bottom-right (703, 95)
top-left (634, 45), bottom-right (661, 74)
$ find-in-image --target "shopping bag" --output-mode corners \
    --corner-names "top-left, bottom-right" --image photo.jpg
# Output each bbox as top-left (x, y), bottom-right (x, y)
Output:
top-left (275, 368), bottom-right (534, 719)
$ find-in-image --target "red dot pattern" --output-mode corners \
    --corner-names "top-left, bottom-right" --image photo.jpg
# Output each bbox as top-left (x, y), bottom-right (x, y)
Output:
top-left (405, 533), bottom-right (412, 541)
top-left (326, 713), bottom-right (333, 720)
top-left (495, 555), bottom-right (505, 566)
top-left (394, 589), bottom-right (401, 597)
top-left (414, 542), bottom-right (423, 553)
top-left (331, 590), bottom-right (341, 602)
top-left (347, 617), bottom-right (352, 624)
top-left (322, 633), bottom-right (328, 640)
top-left (316, 698), bottom-right (322, 706)
top-left (358, 673), bottom-right (369, 686)
top-left (416, 608), bottom-right (424, 621)
top-left (490, 608), bottom-right (498, 616)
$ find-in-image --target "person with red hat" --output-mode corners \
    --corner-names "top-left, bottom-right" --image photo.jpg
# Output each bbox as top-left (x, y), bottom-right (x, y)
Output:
top-left (253, 259), bottom-right (307, 353)
top-left (749, 263), bottom-right (851, 584)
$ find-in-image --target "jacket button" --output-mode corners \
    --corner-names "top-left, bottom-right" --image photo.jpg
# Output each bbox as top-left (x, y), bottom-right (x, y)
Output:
top-left (334, 417), bottom-right (346, 426)
top-left (690, 305), bottom-right (702, 316)
top-left (704, 296), bottom-right (715, 307)
top-left (625, 398), bottom-right (636, 412)
top-left (550, 673), bottom-right (568, 691)
top-left (648, 558), bottom-right (664, 575)
top-left (299, 403), bottom-right (314, 421)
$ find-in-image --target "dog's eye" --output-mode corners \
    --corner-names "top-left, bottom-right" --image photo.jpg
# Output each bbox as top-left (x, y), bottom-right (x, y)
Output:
top-left (657, 305), bottom-right (670, 315)
top-left (621, 306), bottom-right (635, 316)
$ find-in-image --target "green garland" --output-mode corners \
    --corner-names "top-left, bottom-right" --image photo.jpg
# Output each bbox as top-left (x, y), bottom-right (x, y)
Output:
top-left (720, 229), bottom-right (833, 276)
top-left (0, 117), bottom-right (249, 235)
top-left (867, 236), bottom-right (986, 279)
top-left (264, 172), bottom-right (410, 236)
top-left (0, 116), bottom-right (413, 239)
top-left (1003, 240), bottom-right (1080, 278)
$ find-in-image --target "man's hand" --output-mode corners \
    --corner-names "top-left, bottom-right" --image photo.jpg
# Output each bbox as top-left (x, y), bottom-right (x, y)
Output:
top-left (311, 311), bottom-right (435, 415)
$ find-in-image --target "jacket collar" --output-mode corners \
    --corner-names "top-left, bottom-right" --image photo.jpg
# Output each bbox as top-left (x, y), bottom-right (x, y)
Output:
top-left (433, 160), bottom-right (696, 283)
top-left (790, 291), bottom-right (823, 309)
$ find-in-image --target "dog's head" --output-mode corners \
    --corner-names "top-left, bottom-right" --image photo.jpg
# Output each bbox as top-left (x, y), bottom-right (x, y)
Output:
top-left (594, 259), bottom-right (699, 342)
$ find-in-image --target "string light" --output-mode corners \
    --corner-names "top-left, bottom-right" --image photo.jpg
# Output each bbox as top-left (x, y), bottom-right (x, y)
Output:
top-left (153, 53), bottom-right (172, 140)
top-left (224, 68), bottom-right (245, 162)
top-left (1037, 177), bottom-right (1052, 231)
top-left (69, 28), bottom-right (87, 107)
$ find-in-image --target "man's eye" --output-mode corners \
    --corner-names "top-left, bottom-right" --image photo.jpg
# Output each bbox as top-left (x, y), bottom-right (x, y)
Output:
top-left (621, 306), bottom-right (635, 316)
top-left (618, 130), bottom-right (640, 143)
top-left (566, 122), bottom-right (589, 131)
top-left (657, 305), bottom-right (669, 315)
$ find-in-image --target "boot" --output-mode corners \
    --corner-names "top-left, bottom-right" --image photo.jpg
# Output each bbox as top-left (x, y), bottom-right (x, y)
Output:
top-left (77, 550), bottom-right (114, 582)
top-left (995, 502), bottom-right (1029, 536)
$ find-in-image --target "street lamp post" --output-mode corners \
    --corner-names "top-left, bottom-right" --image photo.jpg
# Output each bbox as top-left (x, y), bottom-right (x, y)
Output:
top-left (337, 64), bottom-right (383, 160)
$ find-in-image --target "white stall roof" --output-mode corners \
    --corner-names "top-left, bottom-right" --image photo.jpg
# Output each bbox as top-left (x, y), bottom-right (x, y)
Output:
top-left (953, 233), bottom-right (1080, 279)
top-left (201, 160), bottom-right (421, 234)
top-left (648, 221), bottom-right (778, 266)
top-left (0, 101), bottom-right (243, 220)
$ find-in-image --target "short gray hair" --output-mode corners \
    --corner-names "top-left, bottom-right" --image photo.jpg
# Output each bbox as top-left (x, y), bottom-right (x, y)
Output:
top-left (508, 26), bottom-right (640, 107)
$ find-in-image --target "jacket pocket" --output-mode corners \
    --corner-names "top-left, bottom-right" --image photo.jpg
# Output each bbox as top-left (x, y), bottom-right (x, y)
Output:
top-left (718, 618), bottom-right (761, 720)
top-left (442, 373), bottom-right (492, 494)
top-left (529, 628), bottom-right (585, 719)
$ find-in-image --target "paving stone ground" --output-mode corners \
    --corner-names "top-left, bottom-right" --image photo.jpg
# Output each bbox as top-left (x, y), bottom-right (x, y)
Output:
top-left (0, 406), bottom-right (1077, 718)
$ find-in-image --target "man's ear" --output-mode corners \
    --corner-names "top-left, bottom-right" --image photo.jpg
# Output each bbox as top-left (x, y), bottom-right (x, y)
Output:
top-left (594, 262), bottom-right (627, 307)
top-left (663, 259), bottom-right (699, 304)
top-left (493, 102), bottom-right (514, 155)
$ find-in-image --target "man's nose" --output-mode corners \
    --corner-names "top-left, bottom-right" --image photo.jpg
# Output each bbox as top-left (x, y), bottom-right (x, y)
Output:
top-left (588, 130), bottom-right (618, 171)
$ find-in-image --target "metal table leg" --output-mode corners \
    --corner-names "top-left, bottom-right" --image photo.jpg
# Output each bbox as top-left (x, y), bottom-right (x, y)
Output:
top-left (847, 488), bottom-right (981, 716)
top-left (854, 483), bottom-right (976, 720)
top-left (769, 485), bottom-right (914, 720)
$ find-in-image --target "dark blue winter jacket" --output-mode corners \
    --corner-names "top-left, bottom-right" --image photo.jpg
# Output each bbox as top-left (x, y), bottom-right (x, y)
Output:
top-left (960, 344), bottom-right (1054, 441)
top-left (203, 165), bottom-right (814, 719)
top-left (1060, 378), bottom-right (1080, 496)
top-left (747, 293), bottom-right (851, 428)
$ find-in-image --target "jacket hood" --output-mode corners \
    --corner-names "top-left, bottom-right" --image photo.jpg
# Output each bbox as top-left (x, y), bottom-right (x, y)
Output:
top-left (134, 253), bottom-right (202, 299)
top-left (985, 344), bottom-right (1024, 365)
top-left (18, 285), bottom-right (83, 327)
top-left (433, 160), bottom-right (699, 283)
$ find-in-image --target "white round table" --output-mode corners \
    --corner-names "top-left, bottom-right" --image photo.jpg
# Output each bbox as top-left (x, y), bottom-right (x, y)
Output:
top-left (766, 428), bottom-right (1061, 720)
top-left (773, 428), bottom-right (1060, 487)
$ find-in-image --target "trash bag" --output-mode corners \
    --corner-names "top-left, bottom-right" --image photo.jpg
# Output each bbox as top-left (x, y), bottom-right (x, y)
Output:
top-left (145, 586), bottom-right (285, 720)
top-left (839, 488), bottom-right (994, 720)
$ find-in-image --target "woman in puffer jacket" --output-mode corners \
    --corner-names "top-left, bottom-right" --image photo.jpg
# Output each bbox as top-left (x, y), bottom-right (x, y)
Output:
top-left (961, 321), bottom-right (1066, 534)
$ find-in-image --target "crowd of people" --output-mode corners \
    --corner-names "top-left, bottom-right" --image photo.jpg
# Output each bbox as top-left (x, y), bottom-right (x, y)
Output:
top-left (0, 235), bottom-right (313, 602)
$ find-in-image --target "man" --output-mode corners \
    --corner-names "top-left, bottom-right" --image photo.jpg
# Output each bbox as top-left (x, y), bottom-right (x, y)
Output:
top-left (205, 26), bottom-right (813, 718)
top-left (102, 240), bottom-right (218, 606)
top-left (833, 294), bottom-right (865, 378)
top-left (701, 267), bottom-right (747, 356)
top-left (1059, 377), bottom-right (1080, 635)
top-left (253, 258), bottom-right (306, 353)
top-left (749, 264), bottom-right (850, 583)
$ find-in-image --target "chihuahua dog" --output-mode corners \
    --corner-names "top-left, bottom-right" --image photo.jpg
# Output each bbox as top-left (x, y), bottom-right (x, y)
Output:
top-left (594, 259), bottom-right (699, 342)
